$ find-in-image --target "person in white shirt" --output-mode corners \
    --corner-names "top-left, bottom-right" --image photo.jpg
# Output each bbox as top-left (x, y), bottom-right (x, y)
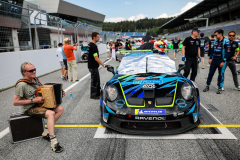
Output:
top-left (56, 43), bottom-right (66, 80)
top-left (106, 42), bottom-right (110, 59)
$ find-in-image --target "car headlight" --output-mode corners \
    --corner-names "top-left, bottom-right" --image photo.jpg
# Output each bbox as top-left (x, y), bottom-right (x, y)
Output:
top-left (106, 84), bottom-right (118, 101)
top-left (181, 83), bottom-right (193, 100)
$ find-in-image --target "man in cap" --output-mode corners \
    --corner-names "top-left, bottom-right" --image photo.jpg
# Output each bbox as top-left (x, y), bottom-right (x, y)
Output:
top-left (182, 27), bottom-right (201, 81)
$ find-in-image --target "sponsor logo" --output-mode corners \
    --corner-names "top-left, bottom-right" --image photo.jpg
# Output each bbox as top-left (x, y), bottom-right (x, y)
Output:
top-left (136, 77), bottom-right (146, 80)
top-left (178, 112), bottom-right (184, 116)
top-left (116, 111), bottom-right (126, 115)
top-left (148, 101), bottom-right (152, 105)
top-left (135, 116), bottom-right (166, 121)
top-left (133, 80), bottom-right (163, 85)
top-left (135, 109), bottom-right (166, 115)
top-left (175, 99), bottom-right (187, 108)
top-left (142, 84), bottom-right (155, 89)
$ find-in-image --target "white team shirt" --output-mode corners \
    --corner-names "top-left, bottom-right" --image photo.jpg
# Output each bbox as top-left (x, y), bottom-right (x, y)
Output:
top-left (56, 47), bottom-right (63, 61)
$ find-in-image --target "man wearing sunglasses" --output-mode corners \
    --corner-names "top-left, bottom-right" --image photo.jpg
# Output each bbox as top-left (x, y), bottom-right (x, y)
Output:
top-left (13, 62), bottom-right (65, 153)
top-left (224, 31), bottom-right (240, 90)
top-left (203, 29), bottom-right (231, 94)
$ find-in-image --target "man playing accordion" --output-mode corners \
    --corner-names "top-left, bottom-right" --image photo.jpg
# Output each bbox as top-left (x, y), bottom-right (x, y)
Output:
top-left (13, 62), bottom-right (64, 153)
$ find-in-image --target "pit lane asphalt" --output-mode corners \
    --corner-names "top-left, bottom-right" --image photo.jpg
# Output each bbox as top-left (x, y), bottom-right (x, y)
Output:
top-left (0, 51), bottom-right (240, 160)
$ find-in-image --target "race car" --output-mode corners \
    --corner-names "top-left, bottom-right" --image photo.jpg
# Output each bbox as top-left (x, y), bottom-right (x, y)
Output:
top-left (100, 52), bottom-right (200, 135)
top-left (116, 49), bottom-right (152, 62)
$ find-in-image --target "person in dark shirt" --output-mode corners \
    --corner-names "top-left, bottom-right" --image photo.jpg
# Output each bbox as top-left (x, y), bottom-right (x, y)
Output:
top-left (182, 27), bottom-right (201, 81)
top-left (172, 37), bottom-right (180, 59)
top-left (208, 34), bottom-right (215, 58)
top-left (224, 31), bottom-right (240, 90)
top-left (115, 39), bottom-right (123, 51)
top-left (203, 29), bottom-right (231, 94)
top-left (199, 33), bottom-right (207, 69)
top-left (87, 32), bottom-right (109, 99)
top-left (125, 39), bottom-right (131, 50)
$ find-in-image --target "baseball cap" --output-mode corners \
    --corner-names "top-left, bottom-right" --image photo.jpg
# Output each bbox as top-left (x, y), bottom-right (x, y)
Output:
top-left (64, 38), bottom-right (70, 42)
top-left (192, 27), bottom-right (200, 32)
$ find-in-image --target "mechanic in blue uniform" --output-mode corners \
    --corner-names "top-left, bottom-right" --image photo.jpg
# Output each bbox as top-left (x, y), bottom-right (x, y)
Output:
top-left (203, 29), bottom-right (231, 94)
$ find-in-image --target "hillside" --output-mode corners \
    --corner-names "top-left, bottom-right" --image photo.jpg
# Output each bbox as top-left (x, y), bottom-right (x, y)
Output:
top-left (103, 17), bottom-right (174, 35)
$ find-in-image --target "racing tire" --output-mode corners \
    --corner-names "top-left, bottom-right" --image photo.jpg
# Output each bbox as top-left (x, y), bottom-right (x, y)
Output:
top-left (82, 53), bottom-right (88, 61)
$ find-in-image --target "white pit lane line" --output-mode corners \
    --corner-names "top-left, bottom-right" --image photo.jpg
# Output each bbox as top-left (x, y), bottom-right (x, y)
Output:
top-left (94, 103), bottom-right (237, 140)
top-left (0, 58), bottom-right (112, 140)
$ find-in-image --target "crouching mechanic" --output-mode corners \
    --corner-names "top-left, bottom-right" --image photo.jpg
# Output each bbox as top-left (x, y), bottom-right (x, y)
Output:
top-left (203, 29), bottom-right (231, 94)
top-left (13, 62), bottom-right (65, 153)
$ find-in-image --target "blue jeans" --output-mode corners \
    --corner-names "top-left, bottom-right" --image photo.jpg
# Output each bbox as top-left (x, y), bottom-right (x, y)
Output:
top-left (206, 56), bottom-right (227, 88)
top-left (173, 49), bottom-right (178, 53)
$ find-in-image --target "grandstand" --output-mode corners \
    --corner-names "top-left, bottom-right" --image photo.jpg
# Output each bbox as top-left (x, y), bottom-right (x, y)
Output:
top-left (161, 0), bottom-right (240, 40)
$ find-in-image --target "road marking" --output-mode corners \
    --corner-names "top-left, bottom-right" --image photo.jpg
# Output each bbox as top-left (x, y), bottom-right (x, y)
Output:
top-left (93, 126), bottom-right (237, 140)
top-left (0, 127), bottom-right (9, 139)
top-left (200, 103), bottom-right (222, 124)
top-left (94, 104), bottom-right (237, 140)
top-left (44, 124), bottom-right (104, 128)
top-left (0, 58), bottom-right (112, 140)
top-left (42, 124), bottom-right (240, 128)
top-left (64, 58), bottom-right (112, 92)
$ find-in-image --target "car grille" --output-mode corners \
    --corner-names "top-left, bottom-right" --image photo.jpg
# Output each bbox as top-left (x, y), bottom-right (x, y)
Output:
top-left (121, 122), bottom-right (181, 130)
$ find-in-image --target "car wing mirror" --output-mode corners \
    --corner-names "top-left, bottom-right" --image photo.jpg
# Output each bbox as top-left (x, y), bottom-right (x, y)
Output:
top-left (178, 64), bottom-right (185, 72)
top-left (107, 66), bottom-right (115, 75)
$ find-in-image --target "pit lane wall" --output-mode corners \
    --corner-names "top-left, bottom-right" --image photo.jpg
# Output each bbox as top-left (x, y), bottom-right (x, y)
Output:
top-left (0, 44), bottom-right (107, 90)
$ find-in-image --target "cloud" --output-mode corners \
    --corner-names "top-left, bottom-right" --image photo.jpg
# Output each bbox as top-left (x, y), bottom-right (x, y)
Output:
top-left (105, 17), bottom-right (126, 22)
top-left (156, 2), bottom-right (198, 19)
top-left (105, 14), bottom-right (147, 22)
top-left (125, 2), bottom-right (132, 5)
top-left (128, 14), bottom-right (147, 21)
top-left (196, 0), bottom-right (203, 1)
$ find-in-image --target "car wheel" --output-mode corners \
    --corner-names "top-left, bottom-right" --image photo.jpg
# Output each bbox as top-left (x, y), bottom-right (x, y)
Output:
top-left (82, 53), bottom-right (88, 60)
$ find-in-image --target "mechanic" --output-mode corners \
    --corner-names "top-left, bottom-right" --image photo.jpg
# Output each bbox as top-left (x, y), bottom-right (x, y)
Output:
top-left (208, 34), bottom-right (215, 58)
top-left (115, 39), bottom-right (123, 51)
top-left (13, 62), bottom-right (65, 153)
top-left (199, 33), bottom-right (207, 69)
top-left (182, 27), bottom-right (201, 81)
top-left (125, 39), bottom-right (131, 50)
top-left (224, 31), bottom-right (240, 90)
top-left (203, 29), bottom-right (231, 94)
top-left (87, 32), bottom-right (110, 99)
top-left (172, 37), bottom-right (180, 60)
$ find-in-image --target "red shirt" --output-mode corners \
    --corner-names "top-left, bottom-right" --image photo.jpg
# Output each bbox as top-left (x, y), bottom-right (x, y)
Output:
top-left (64, 45), bottom-right (76, 61)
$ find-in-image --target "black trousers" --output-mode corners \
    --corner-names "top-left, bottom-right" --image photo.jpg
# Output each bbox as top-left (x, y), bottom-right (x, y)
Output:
top-left (225, 61), bottom-right (239, 87)
top-left (89, 68), bottom-right (100, 97)
top-left (183, 57), bottom-right (198, 81)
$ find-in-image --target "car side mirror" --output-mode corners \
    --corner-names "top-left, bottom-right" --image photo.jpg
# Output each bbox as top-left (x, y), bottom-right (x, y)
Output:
top-left (178, 64), bottom-right (185, 72)
top-left (107, 66), bottom-right (115, 75)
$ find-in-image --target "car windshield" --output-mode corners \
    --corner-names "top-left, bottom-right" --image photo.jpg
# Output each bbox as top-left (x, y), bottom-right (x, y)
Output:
top-left (118, 53), bottom-right (177, 75)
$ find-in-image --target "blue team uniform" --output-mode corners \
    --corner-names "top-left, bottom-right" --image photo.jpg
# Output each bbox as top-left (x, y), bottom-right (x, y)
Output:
top-left (206, 37), bottom-right (231, 88)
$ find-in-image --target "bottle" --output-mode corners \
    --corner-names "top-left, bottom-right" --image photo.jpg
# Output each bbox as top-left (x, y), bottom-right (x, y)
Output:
top-left (70, 91), bottom-right (73, 99)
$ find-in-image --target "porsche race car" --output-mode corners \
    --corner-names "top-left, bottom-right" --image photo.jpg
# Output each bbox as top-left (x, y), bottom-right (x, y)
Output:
top-left (100, 52), bottom-right (200, 135)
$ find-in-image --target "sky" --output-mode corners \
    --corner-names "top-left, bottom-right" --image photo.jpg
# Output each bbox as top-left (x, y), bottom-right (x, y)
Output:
top-left (65, 0), bottom-right (203, 22)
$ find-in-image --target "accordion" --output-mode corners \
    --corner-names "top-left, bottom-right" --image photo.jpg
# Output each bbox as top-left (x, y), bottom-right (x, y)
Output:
top-left (35, 83), bottom-right (63, 108)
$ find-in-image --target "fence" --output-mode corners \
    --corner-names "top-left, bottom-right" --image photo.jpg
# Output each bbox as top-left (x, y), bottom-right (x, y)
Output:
top-left (165, 19), bottom-right (240, 40)
top-left (0, 0), bottom-right (102, 53)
